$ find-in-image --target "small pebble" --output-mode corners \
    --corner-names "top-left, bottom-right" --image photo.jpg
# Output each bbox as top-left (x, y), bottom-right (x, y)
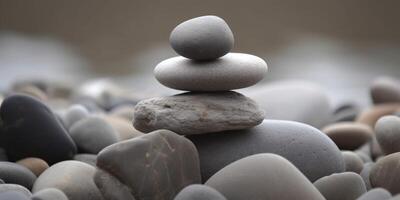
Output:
top-left (16, 157), bottom-right (49, 177)
top-left (0, 184), bottom-right (31, 198)
top-left (360, 162), bottom-right (375, 190)
top-left (370, 77), bottom-right (400, 104)
top-left (313, 172), bottom-right (367, 200)
top-left (61, 104), bottom-right (90, 129)
top-left (174, 184), bottom-right (226, 200)
top-left (375, 115), bottom-right (400, 154)
top-left (31, 188), bottom-right (68, 200)
top-left (0, 161), bottom-right (37, 190)
top-left (32, 160), bottom-right (103, 200)
top-left (356, 103), bottom-right (400, 127)
top-left (322, 122), bottom-right (373, 150)
top-left (69, 116), bottom-right (119, 154)
top-left (73, 153), bottom-right (97, 167)
top-left (342, 151), bottom-right (364, 173)
top-left (356, 188), bottom-right (392, 200)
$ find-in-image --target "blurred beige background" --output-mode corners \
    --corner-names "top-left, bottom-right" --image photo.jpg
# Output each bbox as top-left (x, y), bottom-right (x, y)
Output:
top-left (1, 0), bottom-right (400, 106)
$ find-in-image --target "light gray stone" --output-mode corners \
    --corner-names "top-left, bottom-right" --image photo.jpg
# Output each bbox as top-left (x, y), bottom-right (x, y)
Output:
top-left (246, 81), bottom-right (332, 128)
top-left (360, 162), bottom-right (374, 190)
top-left (94, 169), bottom-right (136, 200)
top-left (342, 151), bottom-right (364, 173)
top-left (133, 91), bottom-right (265, 135)
top-left (31, 188), bottom-right (69, 200)
top-left (154, 53), bottom-right (268, 91)
top-left (375, 115), bottom-right (400, 155)
top-left (0, 184), bottom-right (31, 197)
top-left (69, 116), bottom-right (119, 154)
top-left (188, 120), bottom-right (344, 182)
top-left (205, 154), bottom-right (325, 200)
top-left (32, 161), bottom-right (103, 200)
top-left (62, 104), bottom-right (89, 129)
top-left (174, 184), bottom-right (226, 200)
top-left (370, 152), bottom-right (400, 194)
top-left (356, 188), bottom-right (391, 200)
top-left (314, 172), bottom-right (367, 200)
top-left (170, 15), bottom-right (234, 61)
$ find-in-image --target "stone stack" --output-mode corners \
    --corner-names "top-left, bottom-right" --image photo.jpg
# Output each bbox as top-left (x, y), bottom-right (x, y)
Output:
top-left (133, 15), bottom-right (268, 135)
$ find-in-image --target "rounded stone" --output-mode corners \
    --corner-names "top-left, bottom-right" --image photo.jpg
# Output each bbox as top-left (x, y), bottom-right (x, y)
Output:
top-left (371, 77), bottom-right (400, 104)
top-left (32, 160), bottom-right (103, 200)
top-left (370, 152), bottom-right (400, 194)
top-left (323, 122), bottom-right (373, 150)
top-left (109, 105), bottom-right (134, 121)
top-left (73, 154), bottom-right (97, 167)
top-left (360, 163), bottom-right (374, 190)
top-left (31, 188), bottom-right (69, 200)
top-left (356, 188), bottom-right (392, 200)
top-left (314, 172), bottom-right (367, 200)
top-left (0, 161), bottom-right (37, 190)
top-left (170, 15), bottom-right (234, 61)
top-left (0, 94), bottom-right (77, 164)
top-left (188, 120), bottom-right (344, 182)
top-left (16, 157), bottom-right (49, 177)
top-left (246, 81), bottom-right (332, 129)
top-left (0, 184), bottom-right (31, 198)
top-left (61, 104), bottom-right (90, 129)
top-left (154, 53), bottom-right (268, 91)
top-left (356, 103), bottom-right (400, 127)
top-left (205, 153), bottom-right (325, 200)
top-left (342, 151), bottom-right (364, 173)
top-left (102, 116), bottom-right (143, 141)
top-left (0, 191), bottom-right (30, 200)
top-left (174, 184), bottom-right (226, 200)
top-left (133, 91), bottom-right (265, 135)
top-left (69, 116), bottom-right (119, 154)
top-left (375, 115), bottom-right (400, 155)
top-left (96, 129), bottom-right (201, 200)
top-left (93, 169), bottom-right (136, 200)
top-left (333, 103), bottom-right (360, 122)
top-left (13, 85), bottom-right (48, 102)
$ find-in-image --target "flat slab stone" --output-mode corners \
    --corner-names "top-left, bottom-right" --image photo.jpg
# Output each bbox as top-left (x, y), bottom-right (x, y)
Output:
top-left (133, 91), bottom-right (265, 135)
top-left (154, 53), bottom-right (268, 91)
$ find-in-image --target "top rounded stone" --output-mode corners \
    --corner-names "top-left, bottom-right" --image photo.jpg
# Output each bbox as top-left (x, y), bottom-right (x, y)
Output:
top-left (170, 15), bottom-right (234, 60)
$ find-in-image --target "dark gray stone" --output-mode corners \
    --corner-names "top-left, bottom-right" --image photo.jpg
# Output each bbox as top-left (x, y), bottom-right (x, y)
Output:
top-left (314, 172), bottom-right (367, 200)
top-left (170, 15), bottom-right (234, 61)
top-left (69, 116), bottom-right (118, 154)
top-left (154, 53), bottom-right (268, 91)
top-left (174, 184), bottom-right (226, 200)
top-left (0, 161), bottom-right (36, 190)
top-left (0, 95), bottom-right (77, 164)
top-left (133, 91), bottom-right (265, 135)
top-left (32, 161), bottom-right (103, 200)
top-left (356, 188), bottom-right (391, 200)
top-left (205, 154), bottom-right (325, 200)
top-left (188, 120), bottom-right (344, 182)
top-left (31, 188), bottom-right (69, 200)
top-left (375, 115), bottom-right (400, 155)
top-left (96, 129), bottom-right (201, 200)
top-left (371, 77), bottom-right (400, 104)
